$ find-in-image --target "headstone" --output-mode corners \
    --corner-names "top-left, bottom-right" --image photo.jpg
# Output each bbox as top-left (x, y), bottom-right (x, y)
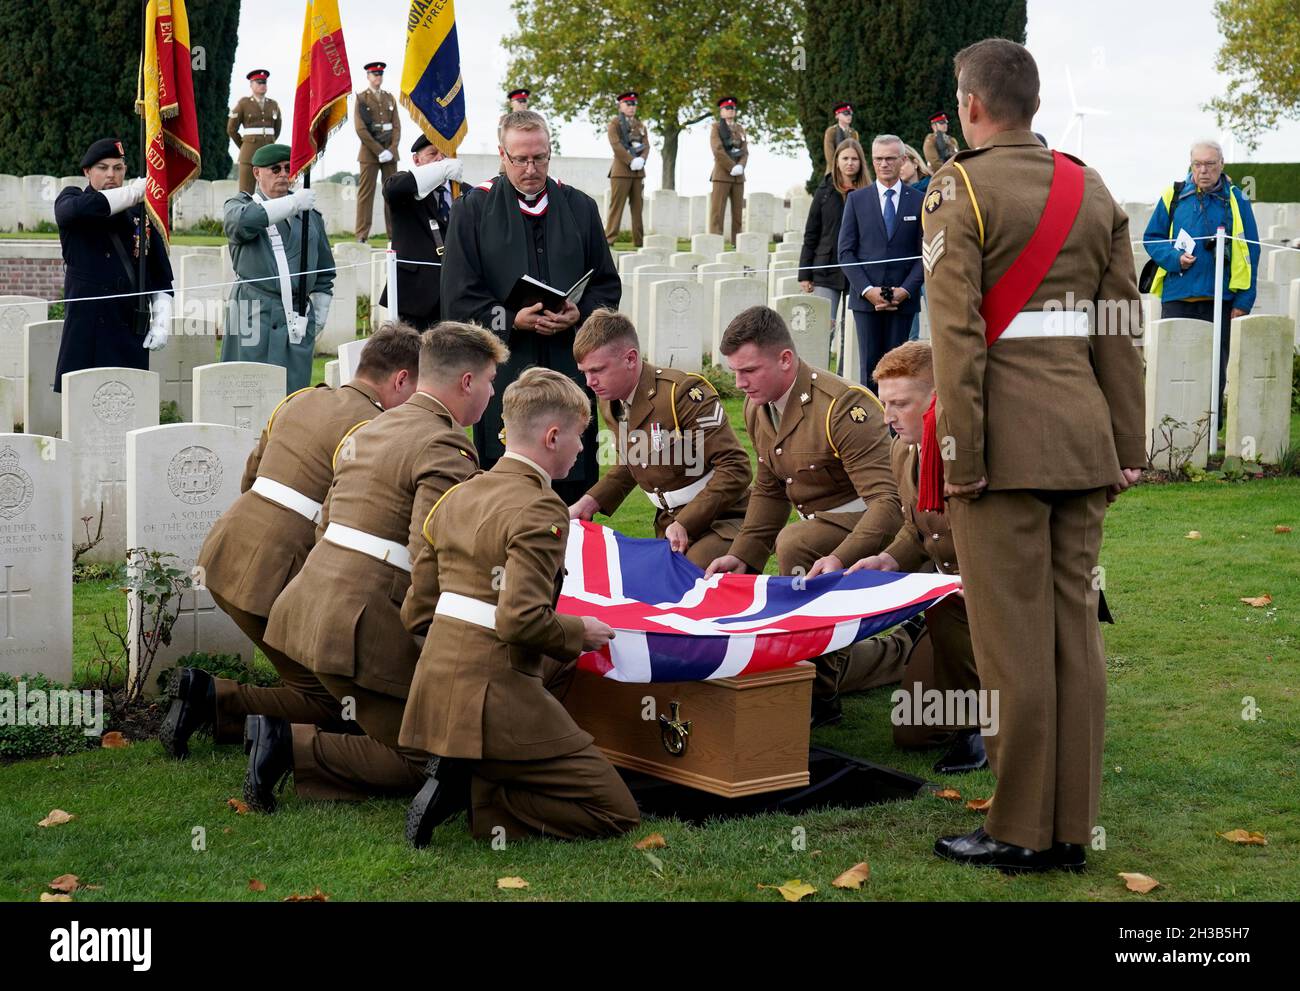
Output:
top-left (314, 181), bottom-right (349, 236)
top-left (691, 233), bottom-right (724, 258)
top-left (768, 258), bottom-right (799, 298)
top-left (716, 251), bottom-right (763, 280)
top-left (1224, 315), bottom-right (1293, 464)
top-left (647, 192), bottom-right (681, 239)
top-left (643, 233), bottom-right (677, 253)
top-left (0, 381), bottom-right (13, 431)
top-left (212, 180), bottom-right (241, 215)
top-left (338, 339), bottom-right (368, 384)
top-left (192, 361), bottom-right (285, 432)
top-left (0, 297), bottom-right (48, 410)
top-left (368, 248), bottom-right (389, 330)
top-left (150, 320), bottom-right (218, 421)
top-left (774, 276), bottom-right (801, 300)
top-left (1266, 246), bottom-right (1300, 286)
top-left (0, 434), bottom-right (73, 682)
top-left (324, 359), bottom-right (341, 388)
top-left (1252, 279), bottom-right (1285, 316)
top-left (1290, 279), bottom-right (1300, 346)
top-left (175, 253), bottom-right (224, 332)
top-left (632, 265), bottom-right (677, 333)
top-left (634, 247), bottom-right (669, 265)
top-left (315, 259), bottom-right (357, 356)
top-left (687, 196), bottom-right (709, 235)
top-left (647, 279), bottom-right (705, 371)
top-left (23, 320), bottom-right (62, 437)
top-left (172, 179), bottom-right (214, 230)
top-left (744, 193), bottom-right (778, 236)
top-left (1144, 319), bottom-right (1213, 471)
top-left (669, 251), bottom-right (706, 274)
top-left (126, 423), bottom-right (257, 693)
top-left (21, 176), bottom-right (56, 229)
top-left (774, 294), bottom-right (833, 368)
top-left (0, 174), bottom-right (20, 231)
top-left (712, 278), bottom-right (766, 363)
top-left (787, 193), bottom-right (812, 233)
top-left (735, 231), bottom-right (770, 258)
top-left (62, 367), bottom-right (160, 562)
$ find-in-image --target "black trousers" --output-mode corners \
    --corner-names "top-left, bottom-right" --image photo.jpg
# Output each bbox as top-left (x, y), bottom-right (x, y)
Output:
top-left (1158, 297), bottom-right (1233, 426)
top-left (852, 307), bottom-right (914, 390)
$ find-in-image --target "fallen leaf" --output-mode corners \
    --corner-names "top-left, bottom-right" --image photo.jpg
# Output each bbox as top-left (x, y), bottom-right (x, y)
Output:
top-left (965, 796), bottom-right (994, 813)
top-left (227, 798), bottom-right (250, 815)
top-left (38, 809), bottom-right (75, 828)
top-left (48, 874), bottom-right (80, 893)
top-left (282, 887), bottom-right (329, 902)
top-left (1240, 594), bottom-right (1272, 608)
top-left (758, 879), bottom-right (816, 902)
top-left (100, 731), bottom-right (129, 749)
top-left (1185, 530), bottom-right (1202, 539)
top-left (1118, 872), bottom-right (1160, 894)
top-left (1218, 829), bottom-right (1267, 846)
top-left (248, 878), bottom-right (267, 892)
top-left (497, 876), bottom-right (529, 890)
top-left (634, 832), bottom-right (667, 850)
top-left (1275, 526), bottom-right (1291, 534)
top-left (809, 849), bottom-right (823, 857)
top-left (934, 788), bottom-right (962, 801)
top-left (641, 850), bottom-right (665, 875)
top-left (831, 862), bottom-right (871, 890)
top-left (39, 893), bottom-right (73, 902)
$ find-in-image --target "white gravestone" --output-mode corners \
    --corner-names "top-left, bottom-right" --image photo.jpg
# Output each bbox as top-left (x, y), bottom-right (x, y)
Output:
top-left (632, 266), bottom-right (678, 335)
top-left (324, 360), bottom-right (341, 389)
top-left (669, 252), bottom-right (706, 274)
top-left (0, 435), bottom-right (72, 682)
top-left (712, 278), bottom-right (766, 365)
top-left (768, 258), bottom-right (798, 299)
top-left (0, 382), bottom-right (13, 432)
top-left (735, 231), bottom-right (769, 258)
top-left (1266, 246), bottom-right (1300, 286)
top-left (0, 174), bottom-right (20, 231)
top-left (774, 293), bottom-right (833, 369)
top-left (715, 251), bottom-right (763, 281)
top-left (0, 297), bottom-right (48, 411)
top-left (315, 259), bottom-right (357, 356)
top-left (368, 248), bottom-right (389, 330)
top-left (338, 339), bottom-right (368, 384)
top-left (648, 279), bottom-right (705, 372)
top-left (21, 176), bottom-right (56, 230)
top-left (642, 233), bottom-right (677, 253)
top-left (62, 367), bottom-right (160, 563)
top-left (691, 233), bottom-right (724, 259)
top-left (172, 179), bottom-right (213, 230)
top-left (151, 320), bottom-right (218, 421)
top-left (176, 253), bottom-right (224, 332)
top-left (687, 196), bottom-right (709, 236)
top-left (192, 362), bottom-right (286, 432)
top-left (1289, 279), bottom-right (1300, 347)
top-left (23, 320), bottom-right (62, 437)
top-left (744, 193), bottom-right (777, 237)
top-left (126, 423), bottom-right (257, 694)
top-left (1224, 315), bottom-right (1294, 464)
top-left (1144, 319), bottom-right (1213, 471)
top-left (647, 193), bottom-right (681, 240)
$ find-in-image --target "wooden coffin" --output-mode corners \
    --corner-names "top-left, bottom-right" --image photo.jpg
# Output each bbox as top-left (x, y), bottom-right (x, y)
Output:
top-left (563, 662), bottom-right (815, 798)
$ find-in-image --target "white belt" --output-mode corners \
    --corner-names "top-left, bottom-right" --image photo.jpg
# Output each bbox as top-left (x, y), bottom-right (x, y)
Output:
top-left (381, 123), bottom-right (394, 131)
top-left (435, 591), bottom-right (497, 630)
top-left (998, 310), bottom-right (1091, 340)
top-left (323, 522), bottom-right (412, 572)
top-left (796, 496), bottom-right (867, 521)
top-left (251, 476), bottom-right (323, 523)
top-left (643, 469), bottom-right (714, 511)
top-left (243, 127), bottom-right (275, 136)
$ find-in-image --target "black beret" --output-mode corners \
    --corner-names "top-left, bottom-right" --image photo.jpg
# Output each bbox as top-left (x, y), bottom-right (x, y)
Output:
top-left (81, 138), bottom-right (126, 169)
top-left (411, 134), bottom-right (432, 154)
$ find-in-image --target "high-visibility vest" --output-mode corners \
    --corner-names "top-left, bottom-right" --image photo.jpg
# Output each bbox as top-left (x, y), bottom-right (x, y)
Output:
top-left (1150, 182), bottom-right (1251, 298)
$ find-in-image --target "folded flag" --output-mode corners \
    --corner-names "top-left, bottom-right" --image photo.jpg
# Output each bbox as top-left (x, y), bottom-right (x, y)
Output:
top-left (559, 522), bottom-right (961, 683)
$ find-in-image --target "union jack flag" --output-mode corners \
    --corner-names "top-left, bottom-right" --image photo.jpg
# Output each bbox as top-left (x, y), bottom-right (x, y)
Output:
top-left (559, 522), bottom-right (961, 683)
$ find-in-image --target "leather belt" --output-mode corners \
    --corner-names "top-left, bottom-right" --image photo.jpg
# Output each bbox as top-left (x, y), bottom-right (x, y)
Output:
top-left (643, 469), bottom-right (714, 511)
top-left (434, 591), bottom-right (497, 630)
top-left (323, 522), bottom-right (412, 572)
top-left (796, 496), bottom-right (867, 521)
top-left (242, 127), bottom-right (275, 136)
top-left (251, 476), bottom-right (323, 524)
top-left (999, 310), bottom-right (1091, 340)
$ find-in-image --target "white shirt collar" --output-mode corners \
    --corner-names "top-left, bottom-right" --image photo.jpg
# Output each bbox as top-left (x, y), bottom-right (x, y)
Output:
top-left (502, 451), bottom-right (552, 486)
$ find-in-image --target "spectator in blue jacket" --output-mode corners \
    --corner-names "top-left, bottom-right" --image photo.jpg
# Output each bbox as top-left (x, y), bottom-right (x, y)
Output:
top-left (1143, 140), bottom-right (1259, 422)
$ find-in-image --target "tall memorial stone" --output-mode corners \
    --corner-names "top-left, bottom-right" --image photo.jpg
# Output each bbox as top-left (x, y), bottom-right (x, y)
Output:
top-left (1144, 319), bottom-right (1213, 471)
top-left (23, 320), bottom-right (62, 436)
top-left (1224, 315), bottom-right (1294, 465)
top-left (0, 297), bottom-right (48, 408)
top-left (192, 361), bottom-right (285, 432)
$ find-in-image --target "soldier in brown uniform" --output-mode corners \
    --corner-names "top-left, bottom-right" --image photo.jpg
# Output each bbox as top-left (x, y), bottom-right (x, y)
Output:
top-left (708, 96), bottom-right (748, 244)
top-left (401, 367), bottom-right (640, 846)
top-left (924, 39), bottom-right (1144, 872)
top-left (228, 69), bottom-right (283, 195)
top-left (922, 112), bottom-right (960, 175)
top-left (704, 306), bottom-right (906, 726)
top-left (160, 325), bottom-right (422, 759)
top-left (497, 87), bottom-right (531, 142)
top-left (568, 309), bottom-right (751, 569)
top-left (605, 91), bottom-right (650, 246)
top-left (242, 324), bottom-right (509, 812)
top-left (354, 61), bottom-right (401, 243)
top-left (822, 102), bottom-right (858, 174)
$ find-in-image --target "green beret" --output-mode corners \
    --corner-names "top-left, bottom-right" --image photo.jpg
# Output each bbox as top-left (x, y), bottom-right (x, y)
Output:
top-left (251, 143), bottom-right (291, 167)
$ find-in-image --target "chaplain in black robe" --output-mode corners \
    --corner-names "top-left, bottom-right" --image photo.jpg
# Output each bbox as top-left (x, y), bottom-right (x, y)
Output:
top-left (439, 116), bottom-right (621, 503)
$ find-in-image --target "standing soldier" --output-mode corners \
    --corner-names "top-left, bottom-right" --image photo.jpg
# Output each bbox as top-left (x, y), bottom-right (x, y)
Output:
top-left (228, 70), bottom-right (282, 195)
top-left (709, 96), bottom-right (748, 244)
top-left (922, 112), bottom-right (960, 174)
top-left (924, 39), bottom-right (1144, 872)
top-left (604, 90), bottom-right (649, 247)
top-left (498, 87), bottom-right (531, 139)
top-left (822, 101), bottom-right (858, 173)
top-left (354, 60), bottom-right (401, 243)
top-left (161, 325), bottom-right (422, 759)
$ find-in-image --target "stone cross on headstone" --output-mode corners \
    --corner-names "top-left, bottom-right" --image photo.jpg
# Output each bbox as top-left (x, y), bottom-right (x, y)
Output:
top-left (1169, 358), bottom-right (1200, 417)
top-left (0, 563), bottom-right (32, 639)
top-left (173, 590), bottom-right (219, 648)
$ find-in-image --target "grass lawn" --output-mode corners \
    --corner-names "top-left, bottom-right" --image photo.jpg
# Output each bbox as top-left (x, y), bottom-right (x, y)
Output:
top-left (2, 391), bottom-right (1297, 901)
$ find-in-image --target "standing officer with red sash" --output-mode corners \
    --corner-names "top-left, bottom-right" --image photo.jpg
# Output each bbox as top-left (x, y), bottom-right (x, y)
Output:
top-left (921, 39), bottom-right (1144, 873)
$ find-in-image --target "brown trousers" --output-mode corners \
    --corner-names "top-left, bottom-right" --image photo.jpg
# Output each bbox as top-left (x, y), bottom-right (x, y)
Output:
top-left (949, 489), bottom-right (1108, 851)
top-left (652, 508), bottom-right (743, 571)
top-left (208, 589), bottom-right (350, 745)
top-left (238, 162), bottom-right (256, 196)
top-left (355, 158), bottom-right (397, 240)
top-left (605, 176), bottom-right (644, 246)
top-left (890, 594), bottom-right (981, 748)
top-left (709, 180), bottom-right (744, 244)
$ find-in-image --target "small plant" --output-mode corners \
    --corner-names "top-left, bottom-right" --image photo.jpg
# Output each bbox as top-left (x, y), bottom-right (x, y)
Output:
top-left (155, 651), bottom-right (272, 697)
top-left (0, 672), bottom-right (97, 761)
top-left (176, 217), bottom-right (224, 237)
top-left (159, 400), bottom-right (182, 424)
top-left (72, 509), bottom-right (105, 565)
top-left (357, 293), bottom-right (370, 332)
top-left (696, 357), bottom-right (740, 400)
top-left (48, 301), bottom-right (65, 320)
top-left (73, 561), bottom-right (117, 584)
top-left (1277, 440), bottom-right (1300, 477)
top-left (1148, 413), bottom-right (1212, 476)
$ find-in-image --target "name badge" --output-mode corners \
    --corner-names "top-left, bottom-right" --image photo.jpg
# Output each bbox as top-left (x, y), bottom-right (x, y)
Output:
top-left (903, 215), bottom-right (917, 222)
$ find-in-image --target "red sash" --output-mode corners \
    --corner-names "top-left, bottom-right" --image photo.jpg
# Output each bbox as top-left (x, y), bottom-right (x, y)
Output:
top-left (917, 151), bottom-right (1086, 513)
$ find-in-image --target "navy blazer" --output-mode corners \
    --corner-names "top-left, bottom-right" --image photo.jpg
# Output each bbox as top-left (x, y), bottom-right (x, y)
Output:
top-left (837, 182), bottom-right (924, 313)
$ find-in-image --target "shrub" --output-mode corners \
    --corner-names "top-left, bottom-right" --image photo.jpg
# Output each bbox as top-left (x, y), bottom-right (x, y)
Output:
top-left (0, 672), bottom-right (99, 761)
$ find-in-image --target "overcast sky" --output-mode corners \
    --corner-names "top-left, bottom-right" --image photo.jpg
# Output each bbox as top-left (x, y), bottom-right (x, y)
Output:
top-left (227, 0), bottom-right (1299, 203)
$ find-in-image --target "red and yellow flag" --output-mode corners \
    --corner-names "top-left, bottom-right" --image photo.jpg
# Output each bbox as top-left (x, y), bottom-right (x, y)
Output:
top-left (290, 0), bottom-right (353, 180)
top-left (135, 0), bottom-right (201, 243)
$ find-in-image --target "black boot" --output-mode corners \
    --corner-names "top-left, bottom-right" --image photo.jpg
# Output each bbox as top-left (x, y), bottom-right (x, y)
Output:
top-left (1053, 842), bottom-right (1087, 873)
top-left (406, 756), bottom-right (471, 848)
top-left (810, 694), bottom-right (843, 729)
top-left (934, 826), bottom-right (1060, 874)
top-left (158, 668), bottom-right (215, 759)
top-left (933, 727), bottom-right (989, 774)
top-left (898, 612), bottom-right (927, 643)
top-left (242, 716), bottom-right (293, 813)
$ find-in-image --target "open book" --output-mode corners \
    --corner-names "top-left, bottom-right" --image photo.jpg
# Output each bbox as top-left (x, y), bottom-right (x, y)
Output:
top-left (504, 269), bottom-right (594, 314)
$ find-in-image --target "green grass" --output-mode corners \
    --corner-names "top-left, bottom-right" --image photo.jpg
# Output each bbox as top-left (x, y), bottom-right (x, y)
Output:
top-left (2, 407), bottom-right (1297, 901)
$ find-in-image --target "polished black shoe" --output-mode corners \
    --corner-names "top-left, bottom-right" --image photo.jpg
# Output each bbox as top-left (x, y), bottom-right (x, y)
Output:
top-left (242, 716), bottom-right (293, 813)
top-left (899, 612), bottom-right (927, 643)
top-left (810, 694), bottom-right (843, 729)
top-left (1053, 842), bottom-right (1087, 872)
top-left (158, 667), bottom-right (215, 759)
top-left (406, 756), bottom-right (470, 848)
top-left (933, 727), bottom-right (989, 774)
top-left (934, 826), bottom-right (1061, 873)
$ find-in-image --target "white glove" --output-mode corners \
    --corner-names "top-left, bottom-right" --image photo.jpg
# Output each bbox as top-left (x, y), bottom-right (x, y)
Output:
top-left (630, 156), bottom-right (645, 171)
top-left (412, 158), bottom-right (460, 199)
top-left (142, 292), bottom-right (171, 350)
top-left (730, 164), bottom-right (744, 177)
top-left (287, 307), bottom-right (308, 345)
top-left (378, 149), bottom-right (394, 164)
top-left (445, 157), bottom-right (464, 182)
top-left (101, 177), bottom-right (147, 215)
top-left (308, 291), bottom-right (331, 335)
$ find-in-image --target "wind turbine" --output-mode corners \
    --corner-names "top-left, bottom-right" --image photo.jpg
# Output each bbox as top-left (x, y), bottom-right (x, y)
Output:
top-left (1058, 67), bottom-right (1108, 158)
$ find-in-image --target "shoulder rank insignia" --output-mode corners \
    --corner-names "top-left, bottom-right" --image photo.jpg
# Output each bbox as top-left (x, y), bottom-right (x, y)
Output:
top-left (549, 523), bottom-right (563, 539)
top-left (848, 405), bottom-right (868, 423)
top-left (687, 385), bottom-right (704, 402)
top-left (800, 392), bottom-right (811, 404)
top-left (924, 188), bottom-right (943, 214)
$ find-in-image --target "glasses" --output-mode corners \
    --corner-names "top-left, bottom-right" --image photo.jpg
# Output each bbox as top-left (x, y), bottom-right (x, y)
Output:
top-left (1190, 160), bottom-right (1222, 171)
top-left (504, 152), bottom-right (551, 169)
top-left (264, 163), bottom-right (292, 175)
top-left (872, 156), bottom-right (901, 164)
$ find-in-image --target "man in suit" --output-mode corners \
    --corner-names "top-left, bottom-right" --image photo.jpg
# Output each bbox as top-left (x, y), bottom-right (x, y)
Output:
top-left (822, 102), bottom-right (858, 173)
top-left (354, 61), bottom-right (401, 243)
top-left (708, 96), bottom-right (748, 244)
top-left (924, 39), bottom-right (1144, 872)
top-left (401, 367), bottom-right (640, 846)
top-left (839, 134), bottom-right (924, 387)
top-left (227, 70), bottom-right (282, 194)
top-left (380, 134), bottom-right (465, 329)
top-left (605, 91), bottom-right (650, 246)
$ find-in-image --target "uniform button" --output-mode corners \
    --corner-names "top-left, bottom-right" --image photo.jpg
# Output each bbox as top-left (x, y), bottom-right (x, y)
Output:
top-left (536, 247), bottom-right (543, 254)
top-left (944, 562), bottom-right (952, 568)
top-left (640, 463), bottom-right (647, 469)
top-left (932, 534), bottom-right (941, 540)
top-left (758, 457), bottom-right (764, 463)
top-left (775, 447), bottom-right (782, 455)
top-left (786, 478), bottom-right (793, 484)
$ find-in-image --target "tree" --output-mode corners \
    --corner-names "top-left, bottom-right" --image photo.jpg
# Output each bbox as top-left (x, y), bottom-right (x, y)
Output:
top-left (0, 0), bottom-right (241, 181)
top-left (1208, 0), bottom-right (1300, 149)
top-left (503, 0), bottom-right (803, 190)
top-left (795, 0), bottom-right (1027, 189)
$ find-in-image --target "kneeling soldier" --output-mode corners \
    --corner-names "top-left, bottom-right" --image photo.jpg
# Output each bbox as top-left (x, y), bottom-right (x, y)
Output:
top-left (401, 368), bottom-right (640, 846)
top-left (569, 309), bottom-right (751, 569)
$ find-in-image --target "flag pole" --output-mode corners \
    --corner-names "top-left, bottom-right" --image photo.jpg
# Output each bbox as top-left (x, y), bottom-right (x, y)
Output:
top-left (295, 168), bottom-right (311, 318)
top-left (136, 0), bottom-right (151, 337)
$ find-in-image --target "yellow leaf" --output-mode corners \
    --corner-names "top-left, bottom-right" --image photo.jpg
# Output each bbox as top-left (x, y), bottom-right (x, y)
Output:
top-left (758, 879), bottom-right (816, 902)
top-left (1218, 829), bottom-right (1267, 846)
top-left (48, 874), bottom-right (80, 893)
top-left (965, 796), bottom-right (994, 813)
top-left (101, 731), bottom-right (129, 749)
top-left (282, 887), bottom-right (329, 901)
top-left (248, 878), bottom-right (267, 892)
top-left (1118, 872), bottom-right (1160, 894)
top-left (38, 809), bottom-right (75, 828)
top-left (40, 892), bottom-right (73, 902)
top-left (831, 862), bottom-right (871, 890)
top-left (1275, 525), bottom-right (1291, 534)
top-left (634, 832), bottom-right (667, 850)
top-left (1240, 594), bottom-right (1272, 608)
top-left (497, 876), bottom-right (529, 890)
top-left (934, 788), bottom-right (962, 801)
top-left (1185, 530), bottom-right (1202, 539)
top-left (227, 798), bottom-right (250, 815)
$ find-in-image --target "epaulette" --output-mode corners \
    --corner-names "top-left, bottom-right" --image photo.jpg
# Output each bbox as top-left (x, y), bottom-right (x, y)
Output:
top-left (265, 385), bottom-right (318, 434)
top-left (421, 481), bottom-right (466, 545)
top-left (332, 419), bottom-right (372, 470)
top-left (668, 371), bottom-right (717, 434)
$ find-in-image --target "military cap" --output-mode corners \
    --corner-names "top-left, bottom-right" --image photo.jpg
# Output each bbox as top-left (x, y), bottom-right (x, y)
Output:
top-left (411, 133), bottom-right (432, 154)
top-left (247, 69), bottom-right (270, 81)
top-left (365, 61), bottom-right (387, 74)
top-left (80, 138), bottom-right (126, 169)
top-left (930, 112), bottom-right (948, 123)
top-left (717, 96), bottom-right (738, 109)
top-left (251, 143), bottom-right (291, 167)
top-left (508, 88), bottom-right (530, 101)
top-left (834, 101), bottom-right (853, 115)
top-left (617, 91), bottom-right (638, 104)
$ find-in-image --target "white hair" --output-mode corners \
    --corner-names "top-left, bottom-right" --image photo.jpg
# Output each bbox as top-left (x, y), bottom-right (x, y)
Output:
top-left (1190, 139), bottom-right (1224, 161)
top-left (872, 134), bottom-right (905, 152)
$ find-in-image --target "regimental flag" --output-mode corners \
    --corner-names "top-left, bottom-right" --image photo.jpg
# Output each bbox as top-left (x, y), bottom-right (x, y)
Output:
top-left (560, 522), bottom-right (961, 683)
top-left (134, 0), bottom-right (201, 243)
top-left (289, 0), bottom-right (353, 180)
top-left (400, 0), bottom-right (468, 156)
